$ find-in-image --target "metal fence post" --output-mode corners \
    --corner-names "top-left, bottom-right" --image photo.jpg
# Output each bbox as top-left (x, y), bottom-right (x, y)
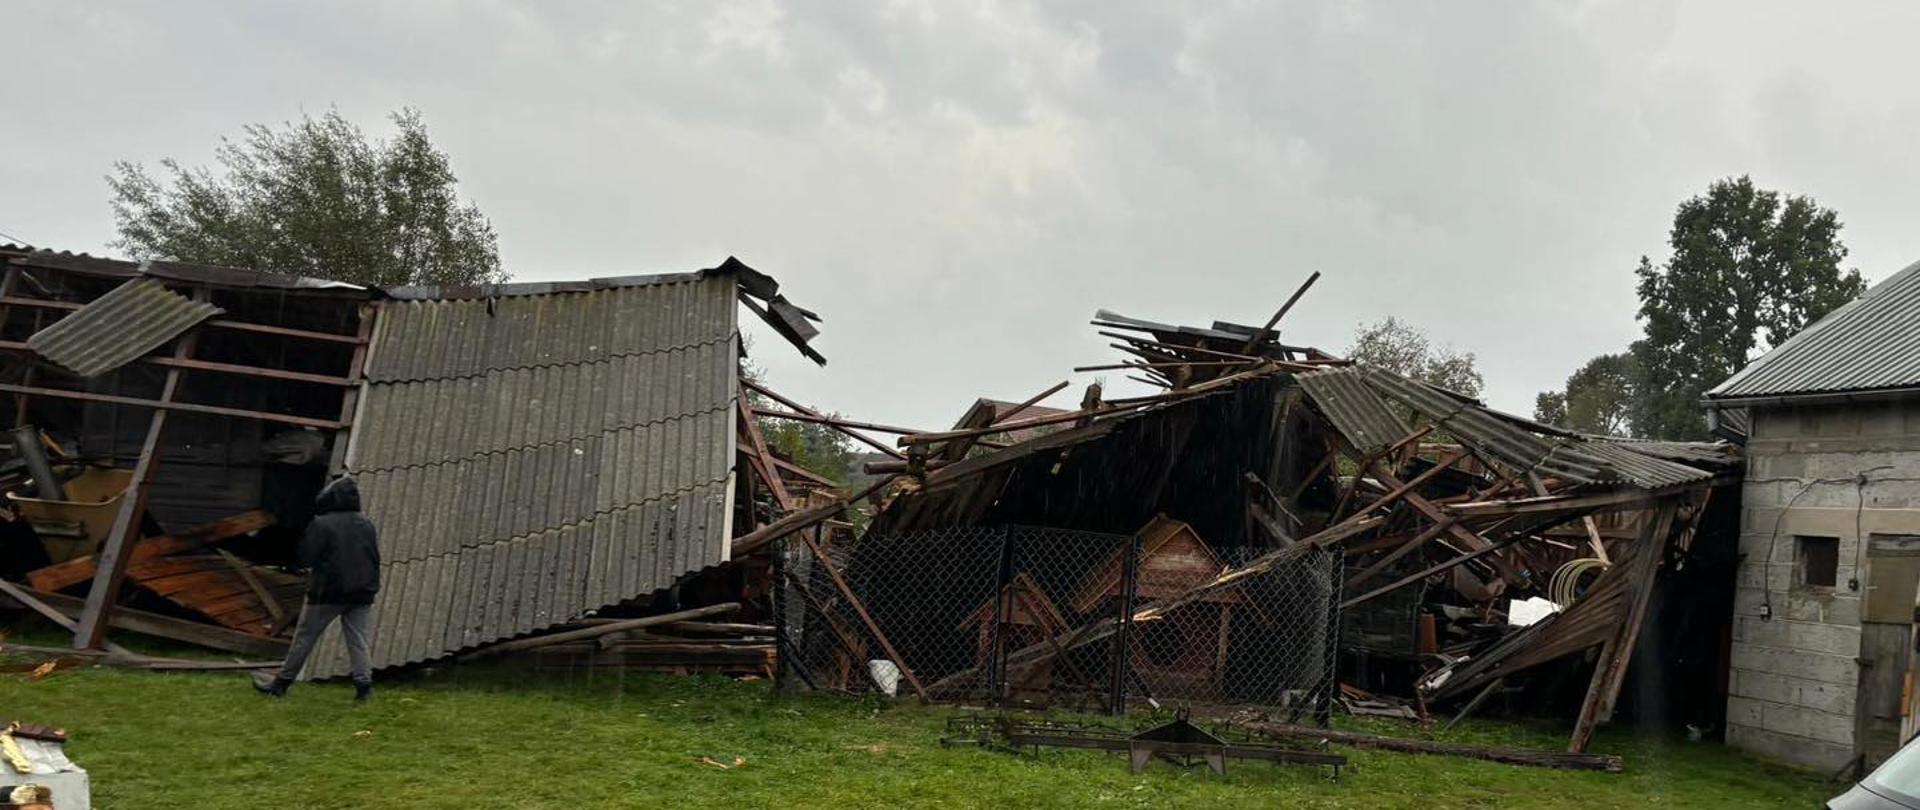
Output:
top-left (1109, 530), bottom-right (1140, 717)
top-left (1316, 548), bottom-right (1345, 728)
top-left (988, 526), bottom-right (1016, 706)
top-left (773, 535), bottom-right (790, 691)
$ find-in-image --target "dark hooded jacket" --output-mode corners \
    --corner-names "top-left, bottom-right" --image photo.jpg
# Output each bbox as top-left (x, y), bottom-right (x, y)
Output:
top-left (299, 477), bottom-right (381, 605)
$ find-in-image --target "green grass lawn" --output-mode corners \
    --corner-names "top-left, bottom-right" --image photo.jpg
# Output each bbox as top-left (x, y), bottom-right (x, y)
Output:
top-left (0, 651), bottom-right (1835, 808)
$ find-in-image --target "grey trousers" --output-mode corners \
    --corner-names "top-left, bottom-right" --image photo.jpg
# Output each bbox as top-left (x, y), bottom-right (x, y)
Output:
top-left (277, 602), bottom-right (373, 684)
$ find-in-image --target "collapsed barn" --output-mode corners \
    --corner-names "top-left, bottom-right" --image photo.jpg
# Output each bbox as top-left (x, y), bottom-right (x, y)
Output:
top-left (768, 285), bottom-right (1742, 753)
top-left (0, 248), bottom-right (1742, 757)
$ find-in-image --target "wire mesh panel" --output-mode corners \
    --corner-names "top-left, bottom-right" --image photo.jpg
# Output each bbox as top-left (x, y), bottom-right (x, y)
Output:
top-left (776, 523), bottom-right (1342, 724)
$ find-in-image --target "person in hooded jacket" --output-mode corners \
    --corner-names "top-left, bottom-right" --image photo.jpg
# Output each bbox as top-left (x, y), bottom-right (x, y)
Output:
top-left (255, 476), bottom-right (380, 700)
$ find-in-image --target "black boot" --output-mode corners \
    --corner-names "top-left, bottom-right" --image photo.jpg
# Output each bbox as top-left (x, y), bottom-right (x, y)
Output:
top-left (253, 671), bottom-right (292, 697)
top-left (353, 680), bottom-right (372, 703)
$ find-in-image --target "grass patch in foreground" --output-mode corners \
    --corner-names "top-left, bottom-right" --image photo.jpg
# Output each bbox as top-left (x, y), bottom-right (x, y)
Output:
top-left (0, 661), bottom-right (1833, 809)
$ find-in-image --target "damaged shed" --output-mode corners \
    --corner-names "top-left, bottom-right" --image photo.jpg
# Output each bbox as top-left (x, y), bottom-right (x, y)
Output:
top-left (769, 280), bottom-right (1741, 754)
top-left (0, 244), bottom-right (825, 677)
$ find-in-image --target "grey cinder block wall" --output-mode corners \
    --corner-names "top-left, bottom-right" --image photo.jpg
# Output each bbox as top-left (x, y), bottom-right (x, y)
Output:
top-left (1727, 399), bottom-right (1920, 771)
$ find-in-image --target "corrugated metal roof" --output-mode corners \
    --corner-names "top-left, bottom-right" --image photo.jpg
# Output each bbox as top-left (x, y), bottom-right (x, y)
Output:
top-left (1710, 259), bottom-right (1920, 399)
top-left (308, 273), bottom-right (740, 677)
top-left (1302, 366), bottom-right (1712, 489)
top-left (25, 278), bottom-right (223, 376)
top-left (1295, 368), bottom-right (1411, 454)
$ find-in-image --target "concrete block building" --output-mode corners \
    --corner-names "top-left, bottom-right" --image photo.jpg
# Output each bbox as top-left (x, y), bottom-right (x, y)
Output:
top-left (1706, 259), bottom-right (1920, 771)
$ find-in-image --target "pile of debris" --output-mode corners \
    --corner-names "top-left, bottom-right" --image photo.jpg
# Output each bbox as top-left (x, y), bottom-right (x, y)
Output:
top-left (0, 244), bottom-right (1743, 764)
top-left (747, 272), bottom-right (1740, 755)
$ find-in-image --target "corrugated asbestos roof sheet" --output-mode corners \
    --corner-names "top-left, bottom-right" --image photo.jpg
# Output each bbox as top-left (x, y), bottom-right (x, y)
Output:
top-left (308, 274), bottom-right (739, 677)
top-left (26, 278), bottom-right (222, 376)
top-left (1710, 259), bottom-right (1920, 399)
top-left (1298, 366), bottom-right (1712, 489)
top-left (1, 243), bottom-right (367, 292)
top-left (1295, 368), bottom-right (1410, 454)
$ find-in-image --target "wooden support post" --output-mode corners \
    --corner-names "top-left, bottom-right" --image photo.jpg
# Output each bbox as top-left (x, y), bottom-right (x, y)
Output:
top-left (738, 397), bottom-right (794, 511)
top-left (1568, 501), bottom-right (1679, 752)
top-left (791, 525), bottom-right (929, 703)
top-left (328, 303), bottom-right (376, 474)
top-left (72, 296), bottom-right (203, 650)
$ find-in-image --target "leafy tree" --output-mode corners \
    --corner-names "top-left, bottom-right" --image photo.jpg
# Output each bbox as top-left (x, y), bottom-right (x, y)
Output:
top-left (1533, 391), bottom-right (1567, 426)
top-left (1347, 316), bottom-right (1485, 397)
top-left (1535, 353), bottom-right (1639, 436)
top-left (739, 355), bottom-right (856, 485)
top-left (1630, 176), bottom-right (1865, 439)
top-left (108, 108), bottom-right (504, 288)
top-left (761, 419), bottom-right (857, 485)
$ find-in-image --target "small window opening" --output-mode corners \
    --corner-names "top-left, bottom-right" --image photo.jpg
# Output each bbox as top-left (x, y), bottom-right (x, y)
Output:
top-left (1797, 536), bottom-right (1839, 589)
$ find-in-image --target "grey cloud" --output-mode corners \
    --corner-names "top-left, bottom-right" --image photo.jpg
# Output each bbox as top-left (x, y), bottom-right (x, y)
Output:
top-left (3, 0), bottom-right (1918, 430)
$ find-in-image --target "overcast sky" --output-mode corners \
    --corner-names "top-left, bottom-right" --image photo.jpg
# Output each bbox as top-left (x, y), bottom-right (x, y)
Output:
top-left (5, 1), bottom-right (1918, 429)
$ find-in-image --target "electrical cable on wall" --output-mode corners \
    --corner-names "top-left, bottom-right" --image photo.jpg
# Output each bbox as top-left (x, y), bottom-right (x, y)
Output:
top-left (1757, 466), bottom-right (1900, 620)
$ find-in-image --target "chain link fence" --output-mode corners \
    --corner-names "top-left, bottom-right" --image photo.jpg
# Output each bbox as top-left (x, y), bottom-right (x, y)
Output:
top-left (776, 524), bottom-right (1342, 723)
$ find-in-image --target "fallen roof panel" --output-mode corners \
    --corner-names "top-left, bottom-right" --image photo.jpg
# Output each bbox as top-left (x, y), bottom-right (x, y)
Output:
top-left (308, 272), bottom-right (742, 677)
top-left (26, 278), bottom-right (223, 376)
top-left (1296, 367), bottom-right (1412, 455)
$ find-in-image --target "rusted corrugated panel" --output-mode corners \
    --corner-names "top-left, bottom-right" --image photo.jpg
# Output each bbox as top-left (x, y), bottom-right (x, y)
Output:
top-left (307, 273), bottom-right (739, 678)
top-left (1295, 367), bottom-right (1411, 455)
top-left (1347, 368), bottom-right (1709, 489)
top-left (26, 278), bottom-right (222, 376)
top-left (1711, 259), bottom-right (1920, 399)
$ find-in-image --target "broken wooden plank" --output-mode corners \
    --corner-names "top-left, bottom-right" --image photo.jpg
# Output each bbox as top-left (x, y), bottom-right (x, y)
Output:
top-left (729, 475), bottom-right (897, 557)
top-left (75, 305), bottom-right (203, 651)
top-left (1569, 500), bottom-right (1680, 753)
top-left (0, 585), bottom-right (287, 658)
top-left (1245, 723), bottom-right (1623, 772)
top-left (742, 380), bottom-right (905, 460)
top-left (739, 397), bottom-right (795, 511)
top-left (26, 510), bottom-right (274, 592)
top-left (791, 524), bottom-right (930, 703)
top-left (0, 580), bottom-right (133, 656)
top-left (461, 603), bottom-right (740, 660)
top-left (0, 644), bottom-right (277, 671)
top-left (215, 549), bottom-right (285, 625)
top-left (1236, 270), bottom-right (1322, 355)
